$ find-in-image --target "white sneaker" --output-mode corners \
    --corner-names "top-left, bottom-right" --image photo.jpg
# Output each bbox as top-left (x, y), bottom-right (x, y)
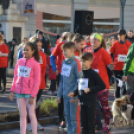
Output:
top-left (37, 123), bottom-right (44, 131)
top-left (47, 91), bottom-right (53, 95)
top-left (26, 124), bottom-right (32, 131)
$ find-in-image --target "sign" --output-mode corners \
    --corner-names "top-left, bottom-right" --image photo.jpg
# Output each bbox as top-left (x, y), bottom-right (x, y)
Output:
top-left (61, 64), bottom-right (71, 77)
top-left (21, 0), bottom-right (37, 16)
top-left (118, 54), bottom-right (127, 62)
top-left (78, 78), bottom-right (88, 90)
top-left (18, 66), bottom-right (31, 78)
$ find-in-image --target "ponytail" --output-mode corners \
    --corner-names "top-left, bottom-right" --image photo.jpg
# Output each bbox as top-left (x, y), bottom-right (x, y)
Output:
top-left (101, 38), bottom-right (106, 50)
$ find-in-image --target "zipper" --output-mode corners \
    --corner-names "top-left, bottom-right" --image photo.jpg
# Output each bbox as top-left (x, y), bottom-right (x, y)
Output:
top-left (20, 59), bottom-right (27, 94)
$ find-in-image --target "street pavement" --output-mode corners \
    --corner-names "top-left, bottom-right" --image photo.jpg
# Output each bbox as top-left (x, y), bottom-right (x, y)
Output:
top-left (0, 77), bottom-right (134, 134)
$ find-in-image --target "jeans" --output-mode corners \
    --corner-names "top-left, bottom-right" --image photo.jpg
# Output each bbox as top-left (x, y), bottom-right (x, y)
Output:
top-left (96, 100), bottom-right (101, 122)
top-left (64, 98), bottom-right (78, 134)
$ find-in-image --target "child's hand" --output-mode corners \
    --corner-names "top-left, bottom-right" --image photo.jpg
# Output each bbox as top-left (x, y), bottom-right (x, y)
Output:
top-left (56, 70), bottom-right (59, 76)
top-left (71, 99), bottom-right (76, 103)
top-left (57, 98), bottom-right (61, 103)
top-left (9, 92), bottom-right (14, 101)
top-left (84, 88), bottom-right (90, 94)
top-left (68, 92), bottom-right (74, 98)
top-left (29, 97), bottom-right (34, 105)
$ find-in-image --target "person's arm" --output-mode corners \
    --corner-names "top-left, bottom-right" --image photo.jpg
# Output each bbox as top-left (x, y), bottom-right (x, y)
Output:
top-left (123, 43), bottom-right (134, 76)
top-left (42, 54), bottom-right (47, 78)
top-left (50, 44), bottom-right (59, 72)
top-left (10, 62), bottom-right (19, 92)
top-left (31, 63), bottom-right (41, 97)
top-left (89, 72), bottom-right (106, 93)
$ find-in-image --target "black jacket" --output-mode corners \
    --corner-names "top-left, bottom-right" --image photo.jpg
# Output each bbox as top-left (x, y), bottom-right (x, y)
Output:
top-left (74, 68), bottom-right (106, 106)
top-left (128, 36), bottom-right (134, 44)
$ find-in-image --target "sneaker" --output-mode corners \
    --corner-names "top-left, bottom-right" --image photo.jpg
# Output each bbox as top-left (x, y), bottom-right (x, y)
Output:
top-left (37, 123), bottom-right (44, 131)
top-left (95, 122), bottom-right (102, 130)
top-left (26, 124), bottom-right (32, 131)
top-left (59, 121), bottom-right (66, 129)
top-left (53, 91), bottom-right (57, 95)
top-left (47, 91), bottom-right (53, 95)
top-left (1, 89), bottom-right (6, 94)
top-left (102, 125), bottom-right (110, 133)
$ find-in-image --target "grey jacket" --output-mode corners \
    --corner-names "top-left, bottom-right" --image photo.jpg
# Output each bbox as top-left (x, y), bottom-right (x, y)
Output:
top-left (57, 55), bottom-right (82, 100)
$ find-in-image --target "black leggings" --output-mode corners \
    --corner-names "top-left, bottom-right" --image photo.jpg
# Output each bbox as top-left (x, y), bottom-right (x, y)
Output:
top-left (0, 68), bottom-right (7, 89)
top-left (49, 80), bottom-right (56, 92)
top-left (114, 70), bottom-right (127, 98)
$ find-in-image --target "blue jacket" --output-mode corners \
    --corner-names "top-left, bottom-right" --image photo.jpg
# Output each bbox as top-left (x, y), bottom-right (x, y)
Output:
top-left (57, 55), bottom-right (82, 100)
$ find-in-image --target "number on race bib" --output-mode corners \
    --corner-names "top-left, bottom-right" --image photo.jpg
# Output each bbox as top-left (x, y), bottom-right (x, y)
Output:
top-left (61, 64), bottom-right (72, 77)
top-left (39, 56), bottom-right (43, 64)
top-left (118, 55), bottom-right (127, 62)
top-left (78, 78), bottom-right (88, 90)
top-left (18, 66), bottom-right (31, 78)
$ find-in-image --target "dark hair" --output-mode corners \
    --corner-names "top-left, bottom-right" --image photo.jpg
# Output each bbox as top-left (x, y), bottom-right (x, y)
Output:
top-left (82, 52), bottom-right (93, 61)
top-left (35, 38), bottom-right (43, 44)
top-left (35, 29), bottom-right (39, 34)
top-left (57, 34), bottom-right (61, 40)
top-left (74, 35), bottom-right (84, 43)
top-left (128, 30), bottom-right (133, 33)
top-left (25, 42), bottom-right (40, 62)
top-left (118, 29), bottom-right (127, 39)
top-left (62, 41), bottom-right (76, 50)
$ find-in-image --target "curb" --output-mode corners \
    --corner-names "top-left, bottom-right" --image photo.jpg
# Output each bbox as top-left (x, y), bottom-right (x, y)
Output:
top-left (0, 116), bottom-right (58, 130)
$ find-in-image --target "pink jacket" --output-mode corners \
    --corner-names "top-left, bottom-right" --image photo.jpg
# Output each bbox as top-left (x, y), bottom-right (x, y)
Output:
top-left (10, 57), bottom-right (41, 97)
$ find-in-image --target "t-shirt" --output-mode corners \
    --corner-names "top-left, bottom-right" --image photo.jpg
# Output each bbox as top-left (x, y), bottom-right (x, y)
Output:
top-left (52, 41), bottom-right (65, 73)
top-left (110, 40), bottom-right (132, 70)
top-left (0, 44), bottom-right (9, 68)
top-left (90, 48), bottom-right (113, 89)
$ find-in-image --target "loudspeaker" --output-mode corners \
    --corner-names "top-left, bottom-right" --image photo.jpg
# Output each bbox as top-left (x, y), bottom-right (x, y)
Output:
top-left (74, 10), bottom-right (94, 35)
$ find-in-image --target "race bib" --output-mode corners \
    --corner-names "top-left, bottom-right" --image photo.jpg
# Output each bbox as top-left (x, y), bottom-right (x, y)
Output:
top-left (18, 66), bottom-right (31, 78)
top-left (118, 55), bottom-right (127, 62)
top-left (41, 48), bottom-right (44, 52)
top-left (78, 78), bottom-right (88, 90)
top-left (94, 69), bottom-right (99, 73)
top-left (61, 64), bottom-right (71, 77)
top-left (39, 56), bottom-right (43, 64)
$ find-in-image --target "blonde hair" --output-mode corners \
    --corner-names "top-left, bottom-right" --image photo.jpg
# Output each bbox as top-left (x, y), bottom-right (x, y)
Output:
top-left (62, 32), bottom-right (70, 41)
top-left (29, 36), bottom-right (37, 43)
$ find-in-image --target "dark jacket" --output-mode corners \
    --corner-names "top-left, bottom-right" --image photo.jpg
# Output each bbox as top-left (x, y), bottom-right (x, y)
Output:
top-left (74, 68), bottom-right (106, 106)
top-left (128, 36), bottom-right (134, 44)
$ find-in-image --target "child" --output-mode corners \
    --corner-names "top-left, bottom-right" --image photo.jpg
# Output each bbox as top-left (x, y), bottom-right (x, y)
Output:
top-left (57, 41), bottom-right (81, 134)
top-left (27, 38), bottom-right (47, 131)
top-left (47, 47), bottom-right (57, 95)
top-left (9, 42), bottom-right (41, 134)
top-left (68, 52), bottom-right (106, 134)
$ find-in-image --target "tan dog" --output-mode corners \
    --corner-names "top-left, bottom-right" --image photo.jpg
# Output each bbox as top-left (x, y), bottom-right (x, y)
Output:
top-left (112, 95), bottom-right (134, 127)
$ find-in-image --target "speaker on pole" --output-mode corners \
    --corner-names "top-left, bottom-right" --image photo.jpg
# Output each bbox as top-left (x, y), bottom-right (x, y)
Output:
top-left (74, 10), bottom-right (94, 35)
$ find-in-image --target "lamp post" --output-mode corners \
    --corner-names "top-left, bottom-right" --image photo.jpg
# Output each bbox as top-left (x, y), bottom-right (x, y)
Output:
top-left (120, 0), bottom-right (126, 29)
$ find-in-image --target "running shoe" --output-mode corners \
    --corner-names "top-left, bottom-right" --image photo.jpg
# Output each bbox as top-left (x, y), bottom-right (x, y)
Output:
top-left (26, 124), bottom-right (32, 131)
top-left (95, 122), bottom-right (103, 130)
top-left (37, 123), bottom-right (44, 131)
top-left (102, 124), bottom-right (110, 133)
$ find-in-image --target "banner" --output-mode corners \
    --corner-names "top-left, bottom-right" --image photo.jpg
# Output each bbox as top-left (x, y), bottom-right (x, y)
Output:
top-left (21, 0), bottom-right (37, 16)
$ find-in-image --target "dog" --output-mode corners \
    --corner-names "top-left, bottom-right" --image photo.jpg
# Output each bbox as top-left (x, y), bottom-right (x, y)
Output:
top-left (112, 95), bottom-right (134, 127)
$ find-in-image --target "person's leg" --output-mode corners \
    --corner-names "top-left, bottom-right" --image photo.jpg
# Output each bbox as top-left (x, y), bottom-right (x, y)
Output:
top-left (114, 70), bottom-right (121, 98)
top-left (0, 68), bottom-right (2, 90)
top-left (70, 100), bottom-right (78, 134)
top-left (130, 93), bottom-right (134, 119)
top-left (88, 105), bottom-right (96, 134)
top-left (36, 89), bottom-right (43, 121)
top-left (50, 80), bottom-right (56, 92)
top-left (17, 98), bottom-right (27, 134)
top-left (81, 106), bottom-right (89, 134)
top-left (2, 68), bottom-right (6, 89)
top-left (64, 99), bottom-right (71, 134)
top-left (26, 98), bottom-right (37, 134)
top-left (98, 89), bottom-right (111, 133)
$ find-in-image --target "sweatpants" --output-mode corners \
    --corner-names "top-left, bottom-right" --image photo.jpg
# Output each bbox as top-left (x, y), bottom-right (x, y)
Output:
top-left (114, 70), bottom-right (127, 98)
top-left (97, 89), bottom-right (111, 125)
top-left (81, 105), bottom-right (96, 134)
top-left (0, 68), bottom-right (7, 89)
top-left (64, 98), bottom-right (78, 134)
top-left (17, 97), bottom-right (37, 134)
top-left (27, 89), bottom-right (43, 123)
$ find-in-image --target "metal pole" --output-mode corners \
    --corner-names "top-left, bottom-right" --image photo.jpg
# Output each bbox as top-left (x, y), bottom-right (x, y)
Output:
top-left (70, 0), bottom-right (74, 32)
top-left (122, 6), bottom-right (124, 29)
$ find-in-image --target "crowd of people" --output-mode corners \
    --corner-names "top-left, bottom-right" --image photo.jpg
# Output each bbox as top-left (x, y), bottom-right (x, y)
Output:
top-left (0, 28), bottom-right (134, 134)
